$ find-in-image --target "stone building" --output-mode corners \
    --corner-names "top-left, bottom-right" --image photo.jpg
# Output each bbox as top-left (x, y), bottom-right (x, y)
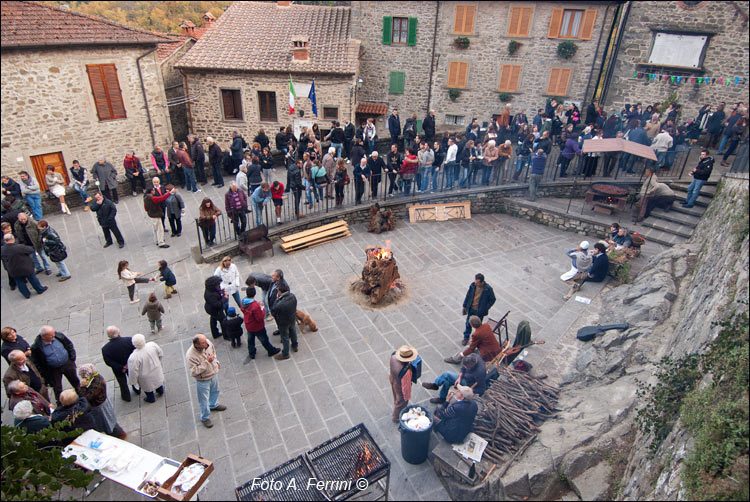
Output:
top-left (158, 34), bottom-right (196, 143)
top-left (351, 1), bottom-right (615, 133)
top-left (0, 1), bottom-right (173, 188)
top-left (175, 1), bottom-right (360, 151)
top-left (601, 1), bottom-right (749, 121)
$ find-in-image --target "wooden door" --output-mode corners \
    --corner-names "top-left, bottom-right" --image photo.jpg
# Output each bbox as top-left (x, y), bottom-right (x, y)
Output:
top-left (30, 152), bottom-right (68, 191)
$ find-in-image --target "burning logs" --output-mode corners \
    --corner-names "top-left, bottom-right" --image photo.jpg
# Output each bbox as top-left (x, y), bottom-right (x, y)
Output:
top-left (362, 246), bottom-right (400, 305)
top-left (473, 370), bottom-right (559, 463)
top-left (368, 203), bottom-right (396, 234)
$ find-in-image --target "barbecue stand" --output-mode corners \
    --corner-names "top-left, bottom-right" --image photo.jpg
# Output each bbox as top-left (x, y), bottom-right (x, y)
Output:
top-left (236, 424), bottom-right (391, 501)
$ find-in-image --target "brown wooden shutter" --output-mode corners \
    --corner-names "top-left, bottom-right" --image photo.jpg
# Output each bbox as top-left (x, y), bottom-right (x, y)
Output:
top-left (457, 62), bottom-right (468, 88)
top-left (222, 90), bottom-right (235, 119)
top-left (579, 10), bottom-right (597, 40)
top-left (498, 65), bottom-right (511, 92)
top-left (508, 65), bottom-right (521, 92)
top-left (454, 5), bottom-right (475, 34)
top-left (101, 64), bottom-right (126, 119)
top-left (498, 65), bottom-right (521, 92)
top-left (448, 62), bottom-right (458, 87)
top-left (463, 5), bottom-right (476, 34)
top-left (86, 65), bottom-right (111, 121)
top-left (519, 7), bottom-right (533, 36)
top-left (507, 7), bottom-right (521, 36)
top-left (453, 6), bottom-right (465, 34)
top-left (547, 68), bottom-right (561, 94)
top-left (448, 61), bottom-right (468, 88)
top-left (548, 8), bottom-right (563, 38)
top-left (557, 68), bottom-right (572, 95)
top-left (233, 91), bottom-right (243, 119)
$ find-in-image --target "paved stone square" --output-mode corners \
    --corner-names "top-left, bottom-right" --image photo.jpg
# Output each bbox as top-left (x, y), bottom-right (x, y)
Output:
top-left (0, 186), bottom-right (666, 500)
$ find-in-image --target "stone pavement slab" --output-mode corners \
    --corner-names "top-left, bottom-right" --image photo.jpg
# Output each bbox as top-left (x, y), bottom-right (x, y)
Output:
top-left (1, 187), bottom-right (668, 500)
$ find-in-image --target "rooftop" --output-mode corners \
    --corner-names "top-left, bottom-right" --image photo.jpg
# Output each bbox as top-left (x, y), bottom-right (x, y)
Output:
top-left (176, 2), bottom-right (359, 74)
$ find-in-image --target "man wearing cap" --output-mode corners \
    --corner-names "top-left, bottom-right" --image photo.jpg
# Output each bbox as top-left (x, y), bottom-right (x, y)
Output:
top-left (433, 385), bottom-right (478, 444)
top-left (422, 353), bottom-right (486, 404)
top-left (444, 316), bottom-right (501, 365)
top-left (461, 273), bottom-right (496, 345)
top-left (561, 241), bottom-right (592, 281)
top-left (389, 345), bottom-right (417, 422)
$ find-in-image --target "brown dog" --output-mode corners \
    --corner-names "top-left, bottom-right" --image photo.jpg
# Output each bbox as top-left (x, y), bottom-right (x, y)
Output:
top-left (295, 310), bottom-right (318, 333)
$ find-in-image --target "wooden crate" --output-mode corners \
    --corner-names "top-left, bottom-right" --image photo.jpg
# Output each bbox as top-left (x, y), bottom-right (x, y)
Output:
top-left (280, 220), bottom-right (350, 253)
top-left (157, 454), bottom-right (213, 501)
top-left (408, 202), bottom-right (471, 223)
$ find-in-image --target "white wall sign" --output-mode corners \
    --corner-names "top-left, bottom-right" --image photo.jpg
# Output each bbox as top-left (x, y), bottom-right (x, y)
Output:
top-left (648, 32), bottom-right (707, 68)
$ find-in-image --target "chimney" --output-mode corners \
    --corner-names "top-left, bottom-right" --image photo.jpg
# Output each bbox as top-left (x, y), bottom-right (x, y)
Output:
top-left (202, 11), bottom-right (216, 28)
top-left (278, 1), bottom-right (292, 7)
top-left (179, 20), bottom-right (196, 37)
top-left (291, 36), bottom-right (310, 62)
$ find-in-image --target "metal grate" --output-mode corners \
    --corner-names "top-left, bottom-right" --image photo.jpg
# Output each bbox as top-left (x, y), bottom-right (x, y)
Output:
top-left (235, 455), bottom-right (326, 501)
top-left (306, 423), bottom-right (390, 500)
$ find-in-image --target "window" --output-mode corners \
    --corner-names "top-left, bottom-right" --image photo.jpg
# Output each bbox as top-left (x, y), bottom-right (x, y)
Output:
top-left (546, 68), bottom-right (572, 96)
top-left (392, 17), bottom-right (408, 44)
top-left (497, 65), bottom-right (522, 92)
top-left (221, 89), bottom-right (243, 120)
top-left (389, 71), bottom-right (405, 94)
top-left (258, 91), bottom-right (277, 122)
top-left (647, 32), bottom-right (708, 68)
top-left (445, 114), bottom-right (466, 126)
top-left (447, 61), bottom-right (469, 89)
top-left (453, 5), bottom-right (476, 35)
top-left (507, 6), bottom-right (533, 37)
top-left (85, 64), bottom-right (126, 121)
top-left (382, 17), bottom-right (417, 46)
top-left (323, 106), bottom-right (339, 120)
top-left (548, 9), bottom-right (597, 40)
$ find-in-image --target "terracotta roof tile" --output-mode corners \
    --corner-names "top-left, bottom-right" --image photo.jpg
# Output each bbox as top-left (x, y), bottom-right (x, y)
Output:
top-left (1, 1), bottom-right (170, 49)
top-left (176, 2), bottom-right (357, 74)
top-left (357, 102), bottom-right (389, 115)
top-left (156, 33), bottom-right (191, 62)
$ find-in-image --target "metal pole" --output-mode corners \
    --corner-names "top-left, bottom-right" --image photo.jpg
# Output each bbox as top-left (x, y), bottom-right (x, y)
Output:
top-left (678, 145), bottom-right (691, 179)
top-left (195, 219), bottom-right (203, 254)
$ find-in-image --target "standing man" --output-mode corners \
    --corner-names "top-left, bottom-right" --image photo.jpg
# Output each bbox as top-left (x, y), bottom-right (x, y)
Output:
top-left (388, 108), bottom-right (401, 147)
top-left (275, 127), bottom-right (289, 155)
top-left (528, 149), bottom-right (546, 201)
top-left (189, 134), bottom-right (207, 185)
top-left (389, 345), bottom-right (418, 422)
top-left (101, 326), bottom-right (134, 402)
top-left (267, 269), bottom-right (289, 333)
top-left (176, 142), bottom-right (198, 193)
top-left (207, 137), bottom-right (225, 188)
top-left (343, 118), bottom-right (355, 160)
top-left (225, 182), bottom-right (248, 235)
top-left (14, 212), bottom-right (52, 275)
top-left (461, 273), bottom-right (496, 345)
top-left (444, 137), bottom-right (458, 190)
top-left (90, 192), bottom-right (125, 248)
top-left (354, 157), bottom-right (367, 205)
top-left (186, 334), bottom-right (226, 428)
top-left (322, 147), bottom-right (337, 199)
top-left (365, 151), bottom-right (385, 199)
top-left (143, 187), bottom-right (172, 249)
top-left (385, 144), bottom-right (402, 196)
top-left (270, 282), bottom-right (298, 360)
top-left (18, 171), bottom-right (43, 220)
top-left (1, 234), bottom-right (48, 298)
top-left (403, 114), bottom-right (417, 151)
top-left (423, 109), bottom-right (436, 144)
top-left (327, 122), bottom-right (346, 159)
top-left (3, 349), bottom-right (49, 403)
top-left (30, 325), bottom-right (80, 405)
top-left (168, 141), bottom-right (183, 188)
top-left (683, 149), bottom-right (713, 208)
top-left (151, 176), bottom-right (168, 232)
top-left (91, 158), bottom-right (119, 203)
top-left (230, 131), bottom-right (247, 174)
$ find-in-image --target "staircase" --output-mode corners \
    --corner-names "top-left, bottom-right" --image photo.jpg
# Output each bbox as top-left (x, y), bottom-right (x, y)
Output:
top-left (635, 181), bottom-right (717, 247)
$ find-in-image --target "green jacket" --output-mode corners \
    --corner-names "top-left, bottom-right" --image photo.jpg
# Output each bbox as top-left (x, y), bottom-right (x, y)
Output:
top-left (14, 217), bottom-right (43, 251)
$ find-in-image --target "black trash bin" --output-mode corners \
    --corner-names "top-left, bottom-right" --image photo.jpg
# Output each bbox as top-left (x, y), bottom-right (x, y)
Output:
top-left (399, 405), bottom-right (434, 465)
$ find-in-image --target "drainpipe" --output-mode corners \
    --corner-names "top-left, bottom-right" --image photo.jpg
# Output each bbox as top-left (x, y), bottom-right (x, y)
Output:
top-left (136, 47), bottom-right (158, 147)
top-left (601, 1), bottom-right (632, 105)
top-left (582, 4), bottom-right (611, 105)
top-left (425, 0), bottom-right (440, 113)
top-left (179, 69), bottom-right (194, 136)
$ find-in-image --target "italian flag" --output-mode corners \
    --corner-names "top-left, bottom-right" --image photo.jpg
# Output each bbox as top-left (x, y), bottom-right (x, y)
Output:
top-left (289, 76), bottom-right (296, 114)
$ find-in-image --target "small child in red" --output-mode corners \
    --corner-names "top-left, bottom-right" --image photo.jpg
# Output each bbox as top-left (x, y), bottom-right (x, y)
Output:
top-left (270, 181), bottom-right (284, 224)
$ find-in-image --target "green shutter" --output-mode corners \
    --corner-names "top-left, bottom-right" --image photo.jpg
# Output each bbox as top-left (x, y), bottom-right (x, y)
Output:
top-left (382, 16), bottom-right (392, 45)
top-left (389, 71), bottom-right (405, 94)
top-left (407, 17), bottom-right (418, 46)
top-left (416, 119), bottom-right (423, 134)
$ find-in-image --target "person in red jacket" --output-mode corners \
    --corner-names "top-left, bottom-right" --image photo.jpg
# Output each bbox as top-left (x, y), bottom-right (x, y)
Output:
top-left (143, 187), bottom-right (173, 248)
top-left (270, 181), bottom-right (285, 225)
top-left (400, 147), bottom-right (419, 196)
top-left (240, 288), bottom-right (280, 359)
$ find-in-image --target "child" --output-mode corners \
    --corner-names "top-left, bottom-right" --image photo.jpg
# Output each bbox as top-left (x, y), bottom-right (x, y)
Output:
top-left (240, 287), bottom-right (280, 359)
top-left (141, 292), bottom-right (165, 333)
top-left (158, 260), bottom-right (177, 298)
top-left (270, 180), bottom-right (284, 224)
top-left (222, 307), bottom-right (244, 348)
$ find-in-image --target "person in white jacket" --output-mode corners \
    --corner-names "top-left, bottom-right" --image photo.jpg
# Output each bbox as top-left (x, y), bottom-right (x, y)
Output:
top-left (560, 241), bottom-right (592, 282)
top-left (651, 129), bottom-right (673, 169)
top-left (214, 256), bottom-right (242, 309)
top-left (127, 334), bottom-right (164, 403)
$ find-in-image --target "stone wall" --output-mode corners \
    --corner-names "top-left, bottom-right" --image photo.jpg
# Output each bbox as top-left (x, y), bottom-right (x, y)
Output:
top-left (0, 45), bottom-right (173, 182)
top-left (183, 70), bottom-right (357, 152)
top-left (352, 1), bottom-right (614, 133)
top-left (161, 40), bottom-right (195, 143)
top-left (606, 1), bottom-right (750, 120)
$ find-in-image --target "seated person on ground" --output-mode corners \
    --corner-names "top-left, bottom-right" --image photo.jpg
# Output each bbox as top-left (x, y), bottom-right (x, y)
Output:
top-left (561, 240), bottom-right (592, 281)
top-left (564, 243), bottom-right (609, 300)
top-left (13, 399), bottom-right (51, 434)
top-left (444, 316), bottom-right (501, 365)
top-left (422, 353), bottom-right (486, 404)
top-left (433, 385), bottom-right (478, 444)
top-left (607, 227), bottom-right (632, 251)
top-left (608, 222), bottom-right (620, 241)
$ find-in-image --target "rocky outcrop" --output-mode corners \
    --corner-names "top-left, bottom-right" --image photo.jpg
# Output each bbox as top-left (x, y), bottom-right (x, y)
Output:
top-left (500, 174), bottom-right (749, 501)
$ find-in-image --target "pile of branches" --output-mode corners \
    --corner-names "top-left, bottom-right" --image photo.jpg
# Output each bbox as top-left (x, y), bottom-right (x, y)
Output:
top-left (473, 369), bottom-right (560, 463)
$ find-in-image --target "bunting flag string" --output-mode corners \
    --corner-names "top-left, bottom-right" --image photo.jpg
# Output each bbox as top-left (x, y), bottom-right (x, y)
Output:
top-left (631, 71), bottom-right (747, 86)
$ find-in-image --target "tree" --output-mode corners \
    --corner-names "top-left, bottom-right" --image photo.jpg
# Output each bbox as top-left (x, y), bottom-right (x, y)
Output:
top-left (1, 421), bottom-right (95, 501)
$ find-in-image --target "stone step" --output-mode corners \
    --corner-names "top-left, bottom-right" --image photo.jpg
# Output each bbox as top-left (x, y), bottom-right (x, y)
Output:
top-left (649, 208), bottom-right (701, 228)
top-left (672, 193), bottom-right (711, 208)
top-left (640, 219), bottom-right (694, 239)
top-left (669, 205), bottom-right (705, 218)
top-left (668, 183), bottom-right (716, 198)
top-left (636, 226), bottom-right (689, 247)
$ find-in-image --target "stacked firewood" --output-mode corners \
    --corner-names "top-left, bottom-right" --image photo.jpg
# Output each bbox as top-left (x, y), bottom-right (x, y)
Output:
top-left (473, 370), bottom-right (560, 463)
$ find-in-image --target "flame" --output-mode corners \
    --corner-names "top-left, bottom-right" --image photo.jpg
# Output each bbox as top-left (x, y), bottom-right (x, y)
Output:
top-left (353, 443), bottom-right (378, 478)
top-left (375, 248), bottom-right (392, 260)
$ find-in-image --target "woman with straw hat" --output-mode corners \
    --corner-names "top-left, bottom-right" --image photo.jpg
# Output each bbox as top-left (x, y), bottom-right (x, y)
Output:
top-left (389, 345), bottom-right (418, 422)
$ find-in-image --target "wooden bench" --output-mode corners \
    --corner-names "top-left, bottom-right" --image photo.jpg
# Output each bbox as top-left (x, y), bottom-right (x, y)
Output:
top-left (280, 220), bottom-right (350, 254)
top-left (238, 225), bottom-right (274, 263)
top-left (408, 201), bottom-right (471, 223)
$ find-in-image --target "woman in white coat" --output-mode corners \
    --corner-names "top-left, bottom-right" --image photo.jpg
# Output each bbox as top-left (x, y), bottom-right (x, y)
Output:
top-left (214, 255), bottom-right (242, 310)
top-left (127, 334), bottom-right (164, 403)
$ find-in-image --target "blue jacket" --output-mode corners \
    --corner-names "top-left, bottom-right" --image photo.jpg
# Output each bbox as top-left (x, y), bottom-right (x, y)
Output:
top-left (435, 399), bottom-right (478, 444)
top-left (588, 253), bottom-right (609, 282)
top-left (159, 266), bottom-right (176, 287)
top-left (388, 114), bottom-right (401, 137)
top-left (530, 153), bottom-right (547, 175)
top-left (251, 186), bottom-right (271, 205)
top-left (462, 282), bottom-right (496, 317)
top-left (628, 127), bottom-right (650, 146)
top-left (561, 138), bottom-right (581, 159)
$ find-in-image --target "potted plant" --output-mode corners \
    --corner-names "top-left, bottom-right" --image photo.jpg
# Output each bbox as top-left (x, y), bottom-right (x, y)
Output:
top-left (498, 92), bottom-right (512, 102)
top-left (508, 40), bottom-right (521, 55)
top-left (557, 41), bottom-right (578, 59)
top-left (454, 37), bottom-right (470, 49)
top-left (449, 88), bottom-right (461, 101)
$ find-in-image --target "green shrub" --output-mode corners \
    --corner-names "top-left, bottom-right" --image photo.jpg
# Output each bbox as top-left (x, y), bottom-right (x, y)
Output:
top-left (508, 40), bottom-right (520, 55)
top-left (557, 41), bottom-right (578, 59)
top-left (454, 37), bottom-right (470, 49)
top-left (498, 92), bottom-right (512, 102)
top-left (449, 88), bottom-right (461, 101)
